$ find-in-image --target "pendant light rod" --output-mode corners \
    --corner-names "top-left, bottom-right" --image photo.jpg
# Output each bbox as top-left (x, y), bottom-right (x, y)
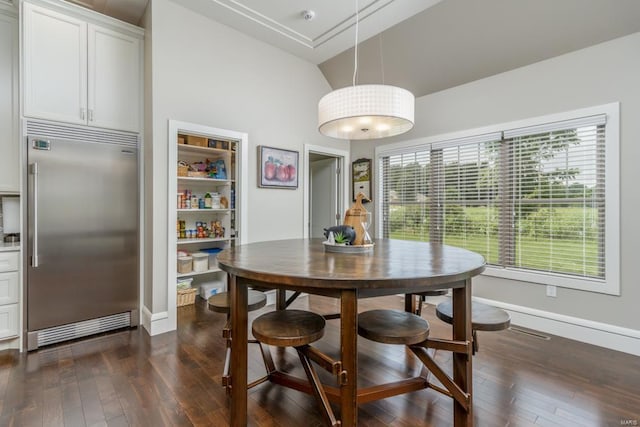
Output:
top-left (353, 0), bottom-right (359, 87)
top-left (317, 0), bottom-right (415, 140)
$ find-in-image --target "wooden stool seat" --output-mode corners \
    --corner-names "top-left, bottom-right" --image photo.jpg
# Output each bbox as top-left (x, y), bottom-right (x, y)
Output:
top-left (358, 309), bottom-right (430, 345)
top-left (252, 309), bottom-right (326, 347)
top-left (207, 290), bottom-right (267, 314)
top-left (436, 300), bottom-right (511, 354)
top-left (415, 289), bottom-right (449, 297)
top-left (435, 300), bottom-right (511, 331)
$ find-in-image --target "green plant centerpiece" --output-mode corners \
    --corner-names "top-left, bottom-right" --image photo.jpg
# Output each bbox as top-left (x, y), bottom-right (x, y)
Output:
top-left (333, 231), bottom-right (350, 245)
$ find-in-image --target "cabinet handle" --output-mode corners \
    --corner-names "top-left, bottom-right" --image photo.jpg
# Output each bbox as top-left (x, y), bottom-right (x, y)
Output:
top-left (81, 108), bottom-right (86, 121)
top-left (30, 162), bottom-right (39, 268)
top-left (89, 109), bottom-right (94, 122)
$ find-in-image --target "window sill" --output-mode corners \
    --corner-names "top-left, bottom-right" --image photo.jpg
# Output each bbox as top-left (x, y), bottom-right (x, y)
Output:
top-left (482, 266), bottom-right (619, 296)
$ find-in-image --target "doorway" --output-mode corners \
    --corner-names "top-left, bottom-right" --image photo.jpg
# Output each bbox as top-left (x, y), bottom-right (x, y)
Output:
top-left (303, 145), bottom-right (350, 239)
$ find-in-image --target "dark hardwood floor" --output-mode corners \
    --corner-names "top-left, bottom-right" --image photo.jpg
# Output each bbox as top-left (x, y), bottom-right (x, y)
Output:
top-left (0, 295), bottom-right (638, 426)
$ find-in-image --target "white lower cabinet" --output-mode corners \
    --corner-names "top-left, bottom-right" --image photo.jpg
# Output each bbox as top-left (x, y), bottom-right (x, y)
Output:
top-left (0, 304), bottom-right (18, 339)
top-left (0, 251), bottom-right (19, 271)
top-left (0, 251), bottom-right (19, 340)
top-left (0, 271), bottom-right (18, 305)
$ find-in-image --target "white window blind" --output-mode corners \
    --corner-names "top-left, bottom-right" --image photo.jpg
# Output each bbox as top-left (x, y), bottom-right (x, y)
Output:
top-left (380, 150), bottom-right (431, 241)
top-left (435, 138), bottom-right (501, 264)
top-left (378, 112), bottom-right (609, 284)
top-left (505, 123), bottom-right (605, 279)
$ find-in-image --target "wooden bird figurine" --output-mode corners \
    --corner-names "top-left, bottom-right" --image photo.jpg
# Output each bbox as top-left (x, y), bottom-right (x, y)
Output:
top-left (343, 192), bottom-right (370, 245)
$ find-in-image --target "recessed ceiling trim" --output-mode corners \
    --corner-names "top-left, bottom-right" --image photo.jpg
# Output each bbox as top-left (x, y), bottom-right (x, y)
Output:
top-left (212, 0), bottom-right (315, 48)
top-left (180, 0), bottom-right (443, 63)
top-left (211, 0), bottom-right (396, 51)
top-left (313, 0), bottom-right (394, 48)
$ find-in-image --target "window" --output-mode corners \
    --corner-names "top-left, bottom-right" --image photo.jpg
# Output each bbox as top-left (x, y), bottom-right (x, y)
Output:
top-left (376, 104), bottom-right (619, 294)
top-left (381, 150), bottom-right (431, 241)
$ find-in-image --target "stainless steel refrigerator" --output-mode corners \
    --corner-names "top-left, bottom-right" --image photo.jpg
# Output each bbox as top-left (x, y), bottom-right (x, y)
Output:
top-left (26, 130), bottom-right (138, 351)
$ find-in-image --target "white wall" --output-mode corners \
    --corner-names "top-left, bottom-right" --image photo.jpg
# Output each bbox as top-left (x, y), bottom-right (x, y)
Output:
top-left (144, 0), bottom-right (346, 318)
top-left (354, 32), bottom-right (640, 331)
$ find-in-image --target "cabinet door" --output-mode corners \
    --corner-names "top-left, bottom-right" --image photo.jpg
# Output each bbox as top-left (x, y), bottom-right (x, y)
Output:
top-left (0, 13), bottom-right (18, 192)
top-left (0, 272), bottom-right (18, 305)
top-left (0, 304), bottom-right (18, 339)
top-left (0, 252), bottom-right (18, 272)
top-left (23, 3), bottom-right (87, 125)
top-left (88, 24), bottom-right (140, 132)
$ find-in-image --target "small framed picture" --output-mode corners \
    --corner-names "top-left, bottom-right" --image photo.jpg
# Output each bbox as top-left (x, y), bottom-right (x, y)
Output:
top-left (258, 146), bottom-right (299, 189)
top-left (352, 158), bottom-right (371, 202)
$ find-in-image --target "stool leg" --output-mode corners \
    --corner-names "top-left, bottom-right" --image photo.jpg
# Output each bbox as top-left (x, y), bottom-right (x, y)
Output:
top-left (405, 294), bottom-right (421, 316)
top-left (472, 330), bottom-right (478, 355)
top-left (296, 346), bottom-right (340, 427)
top-left (222, 345), bottom-right (232, 393)
top-left (416, 294), bottom-right (424, 317)
top-left (222, 317), bottom-right (232, 393)
top-left (221, 313), bottom-right (278, 393)
top-left (254, 341), bottom-right (276, 374)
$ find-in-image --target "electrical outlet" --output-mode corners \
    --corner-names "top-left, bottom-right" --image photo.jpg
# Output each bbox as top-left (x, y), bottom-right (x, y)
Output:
top-left (546, 285), bottom-right (557, 298)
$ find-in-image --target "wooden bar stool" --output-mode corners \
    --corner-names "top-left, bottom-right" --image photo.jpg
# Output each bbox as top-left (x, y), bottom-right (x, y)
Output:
top-left (208, 290), bottom-right (272, 392)
top-left (435, 300), bottom-right (511, 354)
top-left (252, 309), bottom-right (341, 427)
top-left (358, 309), bottom-right (430, 345)
top-left (358, 309), bottom-right (473, 409)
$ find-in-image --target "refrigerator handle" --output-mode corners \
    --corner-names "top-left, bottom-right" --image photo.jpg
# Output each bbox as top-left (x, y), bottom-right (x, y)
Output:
top-left (30, 162), bottom-right (39, 267)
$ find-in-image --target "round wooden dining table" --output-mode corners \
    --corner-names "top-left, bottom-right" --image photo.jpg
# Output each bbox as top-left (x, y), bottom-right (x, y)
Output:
top-left (217, 238), bottom-right (486, 427)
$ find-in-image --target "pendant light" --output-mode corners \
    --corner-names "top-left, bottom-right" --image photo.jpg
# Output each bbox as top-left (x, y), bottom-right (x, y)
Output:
top-left (318, 0), bottom-right (415, 140)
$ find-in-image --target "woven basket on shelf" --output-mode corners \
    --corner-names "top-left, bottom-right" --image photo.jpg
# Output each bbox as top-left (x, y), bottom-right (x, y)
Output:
top-left (177, 287), bottom-right (197, 307)
top-left (178, 164), bottom-right (189, 177)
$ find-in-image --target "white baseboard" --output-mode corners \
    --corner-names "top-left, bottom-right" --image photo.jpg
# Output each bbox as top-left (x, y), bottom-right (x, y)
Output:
top-left (141, 306), bottom-right (174, 336)
top-left (473, 297), bottom-right (640, 357)
top-left (0, 337), bottom-right (19, 351)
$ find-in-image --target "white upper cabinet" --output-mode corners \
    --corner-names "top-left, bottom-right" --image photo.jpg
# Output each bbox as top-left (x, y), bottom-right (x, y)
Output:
top-left (23, 3), bottom-right (86, 126)
top-left (88, 24), bottom-right (140, 132)
top-left (23, 2), bottom-right (141, 132)
top-left (0, 9), bottom-right (18, 193)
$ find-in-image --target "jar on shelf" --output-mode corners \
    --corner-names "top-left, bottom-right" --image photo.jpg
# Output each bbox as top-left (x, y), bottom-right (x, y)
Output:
top-left (211, 192), bottom-right (221, 209)
top-left (192, 252), bottom-right (209, 272)
top-left (177, 256), bottom-right (193, 274)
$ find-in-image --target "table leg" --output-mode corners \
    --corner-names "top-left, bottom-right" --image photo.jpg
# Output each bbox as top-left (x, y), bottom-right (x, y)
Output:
top-left (229, 275), bottom-right (249, 427)
top-left (276, 289), bottom-right (286, 310)
top-left (340, 289), bottom-right (358, 426)
top-left (404, 293), bottom-right (417, 315)
top-left (452, 279), bottom-right (473, 427)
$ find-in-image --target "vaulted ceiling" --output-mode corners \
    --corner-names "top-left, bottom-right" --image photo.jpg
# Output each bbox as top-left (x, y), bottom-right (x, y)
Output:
top-left (69, 0), bottom-right (640, 98)
top-left (319, 0), bottom-right (640, 97)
